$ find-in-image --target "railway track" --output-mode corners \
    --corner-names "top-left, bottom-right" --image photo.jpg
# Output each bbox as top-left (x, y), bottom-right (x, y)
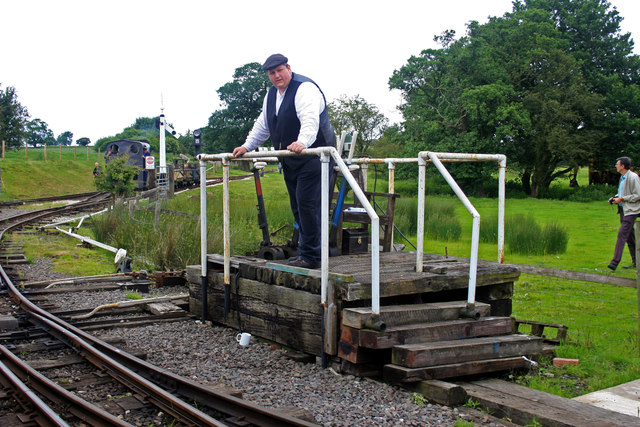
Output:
top-left (0, 193), bottom-right (317, 426)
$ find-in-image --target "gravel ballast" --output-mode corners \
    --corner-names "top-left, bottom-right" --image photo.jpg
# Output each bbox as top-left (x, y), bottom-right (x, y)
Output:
top-left (13, 254), bottom-right (512, 426)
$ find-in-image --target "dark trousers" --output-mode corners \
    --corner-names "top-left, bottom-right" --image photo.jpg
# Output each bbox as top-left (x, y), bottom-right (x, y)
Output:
top-left (611, 206), bottom-right (638, 267)
top-left (282, 157), bottom-right (326, 264)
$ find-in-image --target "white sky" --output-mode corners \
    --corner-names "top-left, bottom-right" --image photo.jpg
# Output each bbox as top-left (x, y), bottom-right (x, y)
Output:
top-left (1, 0), bottom-right (638, 145)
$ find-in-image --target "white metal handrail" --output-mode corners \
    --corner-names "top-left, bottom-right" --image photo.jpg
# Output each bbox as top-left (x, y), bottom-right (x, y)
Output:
top-left (416, 151), bottom-right (506, 310)
top-left (197, 147), bottom-right (381, 314)
top-left (350, 154), bottom-right (506, 265)
top-left (196, 149), bottom-right (506, 318)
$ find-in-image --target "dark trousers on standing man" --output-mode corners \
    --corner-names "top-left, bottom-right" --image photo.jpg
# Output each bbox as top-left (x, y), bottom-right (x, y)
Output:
top-left (611, 205), bottom-right (638, 268)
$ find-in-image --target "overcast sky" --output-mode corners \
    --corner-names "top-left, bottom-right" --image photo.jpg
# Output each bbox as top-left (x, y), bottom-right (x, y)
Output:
top-left (1, 0), bottom-right (638, 145)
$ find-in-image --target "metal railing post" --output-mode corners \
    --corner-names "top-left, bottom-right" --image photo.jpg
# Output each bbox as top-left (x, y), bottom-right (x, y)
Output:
top-left (200, 160), bottom-right (208, 321)
top-left (222, 157), bottom-right (231, 314)
top-left (416, 156), bottom-right (427, 273)
top-left (498, 156), bottom-right (506, 263)
top-left (321, 153), bottom-right (330, 307)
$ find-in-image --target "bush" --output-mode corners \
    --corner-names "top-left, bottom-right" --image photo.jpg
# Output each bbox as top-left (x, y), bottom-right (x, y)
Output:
top-left (566, 184), bottom-right (617, 202)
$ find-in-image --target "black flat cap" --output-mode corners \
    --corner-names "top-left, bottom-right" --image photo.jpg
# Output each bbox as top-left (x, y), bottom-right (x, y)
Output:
top-left (262, 53), bottom-right (288, 71)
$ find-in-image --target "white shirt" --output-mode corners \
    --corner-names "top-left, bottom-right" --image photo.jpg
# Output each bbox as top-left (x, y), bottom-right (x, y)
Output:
top-left (242, 81), bottom-right (325, 151)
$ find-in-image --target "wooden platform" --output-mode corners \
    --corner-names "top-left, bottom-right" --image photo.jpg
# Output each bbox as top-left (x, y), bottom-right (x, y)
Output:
top-left (187, 251), bottom-right (537, 380)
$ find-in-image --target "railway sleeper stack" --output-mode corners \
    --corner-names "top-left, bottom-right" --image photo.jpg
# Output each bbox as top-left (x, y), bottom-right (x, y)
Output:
top-left (187, 251), bottom-right (545, 381)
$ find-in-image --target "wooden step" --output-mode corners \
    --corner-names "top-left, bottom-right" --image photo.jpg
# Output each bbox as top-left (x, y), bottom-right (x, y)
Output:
top-left (392, 334), bottom-right (543, 368)
top-left (342, 301), bottom-right (492, 329)
top-left (0, 253), bottom-right (27, 260)
top-left (341, 316), bottom-right (513, 349)
top-left (384, 356), bottom-right (530, 382)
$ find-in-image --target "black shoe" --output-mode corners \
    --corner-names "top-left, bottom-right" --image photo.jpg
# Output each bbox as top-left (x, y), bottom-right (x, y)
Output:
top-left (288, 256), bottom-right (301, 262)
top-left (622, 264), bottom-right (637, 270)
top-left (608, 263), bottom-right (617, 271)
top-left (288, 258), bottom-right (320, 269)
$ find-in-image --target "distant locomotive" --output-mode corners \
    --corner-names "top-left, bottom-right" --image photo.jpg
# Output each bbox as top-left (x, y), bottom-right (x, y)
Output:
top-left (104, 139), bottom-right (199, 190)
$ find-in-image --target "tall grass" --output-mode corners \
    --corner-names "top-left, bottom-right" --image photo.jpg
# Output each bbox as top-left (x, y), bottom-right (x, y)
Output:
top-left (480, 214), bottom-right (569, 255)
top-left (91, 205), bottom-right (203, 270)
top-left (394, 198), bottom-right (462, 241)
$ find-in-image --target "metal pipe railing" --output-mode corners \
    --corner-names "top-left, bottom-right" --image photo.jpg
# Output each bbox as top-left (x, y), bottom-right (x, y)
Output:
top-left (55, 227), bottom-right (127, 265)
top-left (196, 149), bottom-right (506, 343)
top-left (351, 154), bottom-right (506, 264)
top-left (199, 160), bottom-right (208, 321)
top-left (197, 147), bottom-right (381, 314)
top-left (416, 151), bottom-right (507, 311)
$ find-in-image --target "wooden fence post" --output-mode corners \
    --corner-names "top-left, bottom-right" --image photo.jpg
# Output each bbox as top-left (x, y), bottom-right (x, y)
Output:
top-left (74, 146), bottom-right (77, 161)
top-left (44, 144), bottom-right (47, 161)
top-left (86, 146), bottom-right (89, 160)
top-left (154, 201), bottom-right (161, 229)
top-left (2, 140), bottom-right (4, 160)
top-left (25, 144), bottom-right (28, 160)
top-left (59, 145), bottom-right (62, 160)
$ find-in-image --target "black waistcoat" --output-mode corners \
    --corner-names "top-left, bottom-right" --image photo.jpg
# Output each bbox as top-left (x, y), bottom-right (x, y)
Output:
top-left (266, 73), bottom-right (335, 169)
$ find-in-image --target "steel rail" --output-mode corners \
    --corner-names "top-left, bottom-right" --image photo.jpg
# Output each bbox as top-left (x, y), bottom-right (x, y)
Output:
top-left (0, 191), bottom-right (105, 207)
top-left (0, 196), bottom-right (319, 426)
top-left (0, 344), bottom-right (132, 426)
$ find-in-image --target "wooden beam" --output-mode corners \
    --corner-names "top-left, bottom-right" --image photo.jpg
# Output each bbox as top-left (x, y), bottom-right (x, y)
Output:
top-left (383, 357), bottom-right (529, 383)
top-left (342, 301), bottom-right (491, 329)
top-left (266, 262), bottom-right (354, 283)
top-left (392, 334), bottom-right (543, 368)
top-left (344, 317), bottom-right (513, 349)
top-left (406, 379), bottom-right (468, 406)
top-left (460, 379), bottom-right (640, 427)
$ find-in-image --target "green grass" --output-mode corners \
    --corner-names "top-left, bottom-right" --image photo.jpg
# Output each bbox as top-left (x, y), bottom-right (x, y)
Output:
top-left (4, 160), bottom-right (640, 399)
top-left (0, 145), bottom-right (109, 199)
top-left (11, 230), bottom-right (115, 276)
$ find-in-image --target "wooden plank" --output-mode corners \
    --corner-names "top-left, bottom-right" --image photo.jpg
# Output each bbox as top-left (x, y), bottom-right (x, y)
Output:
top-left (337, 340), bottom-right (387, 364)
top-left (324, 281), bottom-right (338, 355)
top-left (346, 317), bottom-right (513, 349)
top-left (392, 334), bottom-right (543, 368)
top-left (335, 268), bottom-right (520, 301)
top-left (206, 301), bottom-right (322, 356)
top-left (460, 379), bottom-right (640, 427)
top-left (205, 288), bottom-right (322, 333)
top-left (505, 262), bottom-right (636, 289)
top-left (406, 379), bottom-right (468, 406)
top-left (146, 302), bottom-right (183, 315)
top-left (342, 301), bottom-right (492, 329)
top-left (266, 262), bottom-right (354, 283)
top-left (383, 357), bottom-right (529, 383)
top-left (201, 272), bottom-right (323, 315)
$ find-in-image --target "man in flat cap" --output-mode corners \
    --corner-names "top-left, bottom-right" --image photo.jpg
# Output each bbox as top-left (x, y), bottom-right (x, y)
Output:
top-left (233, 54), bottom-right (336, 269)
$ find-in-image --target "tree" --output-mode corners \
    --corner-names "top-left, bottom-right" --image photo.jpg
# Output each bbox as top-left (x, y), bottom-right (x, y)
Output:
top-left (514, 0), bottom-right (640, 170)
top-left (0, 84), bottom-right (30, 149)
top-left (56, 131), bottom-right (73, 146)
top-left (328, 95), bottom-right (388, 154)
top-left (25, 118), bottom-right (55, 147)
top-left (389, 2), bottom-right (627, 196)
top-left (204, 62), bottom-right (271, 153)
top-left (76, 137), bottom-right (91, 146)
top-left (94, 157), bottom-right (138, 197)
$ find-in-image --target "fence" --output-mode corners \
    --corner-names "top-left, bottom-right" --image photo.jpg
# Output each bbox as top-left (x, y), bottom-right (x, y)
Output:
top-left (511, 224), bottom-right (640, 355)
top-left (1, 143), bottom-right (100, 162)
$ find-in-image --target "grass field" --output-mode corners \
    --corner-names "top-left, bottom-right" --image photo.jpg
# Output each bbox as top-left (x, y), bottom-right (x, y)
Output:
top-left (3, 156), bottom-right (639, 398)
